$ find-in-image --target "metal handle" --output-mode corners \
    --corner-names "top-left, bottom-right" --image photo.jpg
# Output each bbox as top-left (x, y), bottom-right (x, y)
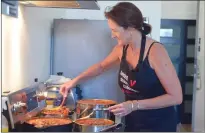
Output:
top-left (99, 123), bottom-right (124, 132)
top-left (78, 106), bottom-right (90, 117)
top-left (93, 108), bottom-right (109, 111)
top-left (79, 107), bottom-right (110, 119)
top-left (80, 111), bottom-right (94, 119)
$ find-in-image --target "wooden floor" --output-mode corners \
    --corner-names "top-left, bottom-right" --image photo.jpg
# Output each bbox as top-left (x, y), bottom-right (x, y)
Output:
top-left (178, 124), bottom-right (192, 132)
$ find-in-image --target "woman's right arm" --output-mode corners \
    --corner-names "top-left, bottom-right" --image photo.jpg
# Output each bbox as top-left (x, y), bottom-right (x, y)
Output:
top-left (60, 45), bottom-right (121, 97)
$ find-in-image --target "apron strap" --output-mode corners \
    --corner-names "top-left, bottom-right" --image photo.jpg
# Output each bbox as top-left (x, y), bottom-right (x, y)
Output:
top-left (146, 41), bottom-right (159, 57)
top-left (122, 45), bottom-right (129, 60)
top-left (135, 34), bottom-right (146, 71)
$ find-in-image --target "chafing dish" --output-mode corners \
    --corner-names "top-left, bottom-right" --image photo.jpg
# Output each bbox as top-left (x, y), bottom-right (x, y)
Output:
top-left (24, 117), bottom-right (73, 132)
top-left (1, 82), bottom-right (123, 132)
top-left (1, 82), bottom-right (75, 132)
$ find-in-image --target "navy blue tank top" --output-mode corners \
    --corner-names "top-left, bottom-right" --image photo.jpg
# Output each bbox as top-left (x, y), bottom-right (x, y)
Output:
top-left (118, 34), bottom-right (177, 132)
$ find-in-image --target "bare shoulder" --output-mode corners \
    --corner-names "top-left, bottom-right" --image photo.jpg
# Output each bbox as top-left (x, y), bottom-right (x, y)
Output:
top-left (149, 42), bottom-right (171, 66)
top-left (149, 43), bottom-right (168, 56)
top-left (113, 44), bottom-right (123, 51)
top-left (112, 44), bottom-right (123, 57)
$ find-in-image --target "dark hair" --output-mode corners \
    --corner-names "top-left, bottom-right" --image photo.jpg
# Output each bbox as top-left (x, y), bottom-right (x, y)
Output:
top-left (104, 2), bottom-right (152, 35)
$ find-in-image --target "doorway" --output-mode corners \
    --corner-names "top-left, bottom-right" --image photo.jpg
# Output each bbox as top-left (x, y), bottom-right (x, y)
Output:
top-left (160, 19), bottom-right (196, 125)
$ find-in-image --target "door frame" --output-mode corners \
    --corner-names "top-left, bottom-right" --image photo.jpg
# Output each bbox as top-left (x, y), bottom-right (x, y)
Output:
top-left (191, 1), bottom-right (205, 132)
top-left (182, 20), bottom-right (196, 124)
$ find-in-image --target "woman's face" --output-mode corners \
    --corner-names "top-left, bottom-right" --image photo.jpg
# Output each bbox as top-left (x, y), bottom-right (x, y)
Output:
top-left (107, 19), bottom-right (130, 46)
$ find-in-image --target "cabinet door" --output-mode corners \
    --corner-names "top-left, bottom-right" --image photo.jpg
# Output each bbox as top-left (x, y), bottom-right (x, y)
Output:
top-left (160, 20), bottom-right (186, 80)
top-left (160, 19), bottom-right (194, 124)
top-left (1, 0), bottom-right (18, 18)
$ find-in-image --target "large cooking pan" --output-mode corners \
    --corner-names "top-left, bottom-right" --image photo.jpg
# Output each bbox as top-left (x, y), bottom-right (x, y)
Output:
top-left (73, 118), bottom-right (123, 132)
top-left (76, 99), bottom-right (116, 121)
top-left (23, 117), bottom-right (122, 132)
top-left (23, 116), bottom-right (123, 132)
top-left (24, 117), bottom-right (73, 132)
top-left (35, 105), bottom-right (76, 121)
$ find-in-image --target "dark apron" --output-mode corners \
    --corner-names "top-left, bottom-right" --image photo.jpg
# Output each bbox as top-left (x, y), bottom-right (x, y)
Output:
top-left (118, 34), bottom-right (177, 132)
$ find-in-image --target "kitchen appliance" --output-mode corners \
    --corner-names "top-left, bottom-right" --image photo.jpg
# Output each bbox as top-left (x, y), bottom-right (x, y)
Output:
top-left (42, 75), bottom-right (83, 110)
top-left (1, 82), bottom-right (77, 132)
top-left (45, 85), bottom-right (78, 110)
top-left (19, 0), bottom-right (100, 10)
top-left (1, 82), bottom-right (123, 132)
top-left (1, 83), bottom-right (47, 131)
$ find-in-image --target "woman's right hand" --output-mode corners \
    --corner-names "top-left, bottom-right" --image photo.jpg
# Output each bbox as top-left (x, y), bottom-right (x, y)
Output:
top-left (59, 79), bottom-right (77, 97)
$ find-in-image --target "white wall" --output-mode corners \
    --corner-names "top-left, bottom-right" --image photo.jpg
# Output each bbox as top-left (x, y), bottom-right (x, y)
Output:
top-left (25, 1), bottom-right (161, 64)
top-left (24, 1), bottom-right (161, 47)
top-left (161, 1), bottom-right (198, 20)
top-left (0, 8), bottom-right (2, 90)
top-left (2, 1), bottom-right (161, 93)
top-left (2, 5), bottom-right (50, 92)
top-left (21, 1), bottom-right (161, 103)
top-left (192, 1), bottom-right (205, 132)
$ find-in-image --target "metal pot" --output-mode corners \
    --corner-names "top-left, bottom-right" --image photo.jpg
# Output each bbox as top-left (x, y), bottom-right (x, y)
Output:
top-left (76, 99), bottom-right (117, 122)
top-left (73, 118), bottom-right (116, 132)
top-left (44, 85), bottom-right (77, 110)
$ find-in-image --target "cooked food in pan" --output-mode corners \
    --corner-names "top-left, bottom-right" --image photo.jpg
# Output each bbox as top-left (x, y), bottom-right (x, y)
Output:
top-left (41, 106), bottom-right (69, 116)
top-left (77, 99), bottom-right (116, 105)
top-left (27, 118), bottom-right (72, 128)
top-left (75, 118), bottom-right (114, 126)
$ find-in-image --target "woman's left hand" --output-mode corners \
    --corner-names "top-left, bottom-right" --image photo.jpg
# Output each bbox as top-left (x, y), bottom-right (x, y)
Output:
top-left (108, 101), bottom-right (133, 117)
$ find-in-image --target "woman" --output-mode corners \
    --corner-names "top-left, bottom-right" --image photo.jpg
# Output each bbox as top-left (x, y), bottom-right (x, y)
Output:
top-left (60, 2), bottom-right (182, 132)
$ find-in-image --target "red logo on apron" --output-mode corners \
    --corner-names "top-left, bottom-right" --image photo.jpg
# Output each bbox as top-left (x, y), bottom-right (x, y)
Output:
top-left (130, 80), bottom-right (136, 87)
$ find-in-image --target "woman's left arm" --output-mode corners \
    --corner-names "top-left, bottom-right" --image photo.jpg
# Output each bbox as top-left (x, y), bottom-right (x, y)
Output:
top-left (132, 43), bottom-right (183, 110)
top-left (109, 43), bottom-right (183, 116)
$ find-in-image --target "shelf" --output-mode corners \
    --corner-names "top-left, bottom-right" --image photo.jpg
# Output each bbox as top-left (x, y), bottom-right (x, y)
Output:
top-left (186, 76), bottom-right (194, 82)
top-left (186, 57), bottom-right (195, 63)
top-left (187, 39), bottom-right (195, 45)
